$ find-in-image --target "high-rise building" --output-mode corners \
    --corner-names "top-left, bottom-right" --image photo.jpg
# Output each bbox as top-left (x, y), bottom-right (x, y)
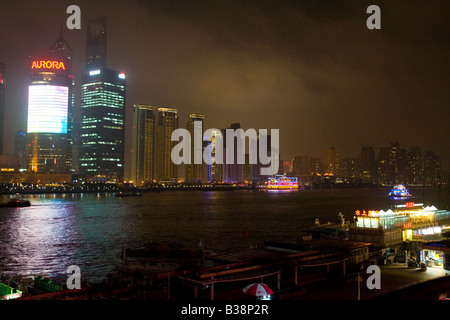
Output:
top-left (359, 147), bottom-right (376, 183)
top-left (80, 18), bottom-right (126, 182)
top-left (86, 17), bottom-right (107, 70)
top-left (0, 63), bottom-right (5, 154)
top-left (155, 108), bottom-right (178, 182)
top-left (326, 147), bottom-right (339, 175)
top-left (49, 28), bottom-right (74, 172)
top-left (338, 157), bottom-right (359, 179)
top-left (376, 142), bottom-right (408, 185)
top-left (131, 105), bottom-right (157, 186)
top-left (423, 151), bottom-right (441, 185)
top-left (222, 123), bottom-right (243, 183)
top-left (15, 131), bottom-right (27, 170)
top-left (26, 54), bottom-right (72, 174)
top-left (185, 113), bottom-right (205, 183)
top-left (209, 129), bottom-right (223, 183)
top-left (406, 146), bottom-right (422, 185)
top-left (79, 69), bottom-right (126, 182)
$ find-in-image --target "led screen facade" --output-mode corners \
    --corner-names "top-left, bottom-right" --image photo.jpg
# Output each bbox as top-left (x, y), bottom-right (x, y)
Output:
top-left (27, 85), bottom-right (69, 134)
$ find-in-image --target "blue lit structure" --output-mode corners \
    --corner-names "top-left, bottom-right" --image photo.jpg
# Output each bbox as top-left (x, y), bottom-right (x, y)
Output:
top-left (388, 184), bottom-right (412, 197)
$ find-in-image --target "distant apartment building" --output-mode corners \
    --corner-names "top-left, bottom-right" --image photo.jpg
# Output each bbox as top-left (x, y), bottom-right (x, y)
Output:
top-left (131, 105), bottom-right (157, 186)
top-left (155, 108), bottom-right (178, 182)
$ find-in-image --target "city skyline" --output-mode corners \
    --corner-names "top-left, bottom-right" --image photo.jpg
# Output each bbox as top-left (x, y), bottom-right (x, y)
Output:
top-left (0, 0), bottom-right (449, 179)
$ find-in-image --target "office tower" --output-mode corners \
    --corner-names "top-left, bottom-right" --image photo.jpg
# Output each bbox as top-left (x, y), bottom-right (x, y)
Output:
top-left (15, 131), bottom-right (27, 170)
top-left (26, 54), bottom-right (72, 174)
top-left (79, 69), bottom-right (126, 182)
top-left (0, 63), bottom-right (4, 154)
top-left (155, 108), bottom-right (178, 182)
top-left (80, 17), bottom-right (126, 182)
top-left (359, 147), bottom-right (376, 183)
top-left (185, 113), bottom-right (205, 183)
top-left (49, 28), bottom-right (74, 172)
top-left (131, 105), bottom-right (157, 186)
top-left (86, 17), bottom-right (107, 70)
top-left (423, 151), bottom-right (441, 185)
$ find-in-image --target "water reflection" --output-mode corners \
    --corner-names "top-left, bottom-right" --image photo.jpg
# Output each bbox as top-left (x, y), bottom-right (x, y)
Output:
top-left (0, 187), bottom-right (448, 283)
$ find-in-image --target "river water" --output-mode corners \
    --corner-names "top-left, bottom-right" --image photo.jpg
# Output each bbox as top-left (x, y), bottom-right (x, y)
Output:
top-left (0, 187), bottom-right (448, 283)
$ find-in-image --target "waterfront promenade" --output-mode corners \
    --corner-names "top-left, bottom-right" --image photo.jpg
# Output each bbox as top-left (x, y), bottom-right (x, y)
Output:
top-left (294, 264), bottom-right (450, 300)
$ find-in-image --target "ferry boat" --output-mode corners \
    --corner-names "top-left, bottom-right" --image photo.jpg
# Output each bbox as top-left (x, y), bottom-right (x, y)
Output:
top-left (267, 175), bottom-right (299, 190)
top-left (388, 184), bottom-right (411, 197)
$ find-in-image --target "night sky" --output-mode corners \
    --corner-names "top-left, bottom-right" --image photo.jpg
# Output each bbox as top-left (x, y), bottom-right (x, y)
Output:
top-left (0, 0), bottom-right (449, 177)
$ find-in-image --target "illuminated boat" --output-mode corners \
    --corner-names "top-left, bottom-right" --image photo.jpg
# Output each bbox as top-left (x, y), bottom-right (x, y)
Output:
top-left (267, 175), bottom-right (299, 190)
top-left (388, 184), bottom-right (411, 197)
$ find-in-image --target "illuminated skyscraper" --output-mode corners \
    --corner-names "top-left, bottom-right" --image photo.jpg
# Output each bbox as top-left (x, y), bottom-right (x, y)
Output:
top-left (185, 113), bottom-right (205, 183)
top-left (131, 105), bottom-right (157, 186)
top-left (0, 63), bottom-right (5, 154)
top-left (26, 55), bottom-right (72, 174)
top-left (80, 18), bottom-right (126, 182)
top-left (155, 108), bottom-right (178, 182)
top-left (79, 69), bottom-right (126, 182)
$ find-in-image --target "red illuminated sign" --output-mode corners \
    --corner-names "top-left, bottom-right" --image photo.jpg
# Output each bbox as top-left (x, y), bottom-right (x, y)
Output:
top-left (31, 60), bottom-right (66, 70)
top-left (405, 202), bottom-right (415, 208)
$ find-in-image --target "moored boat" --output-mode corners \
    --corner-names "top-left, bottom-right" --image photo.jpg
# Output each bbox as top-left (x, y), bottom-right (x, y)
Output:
top-left (115, 191), bottom-right (142, 197)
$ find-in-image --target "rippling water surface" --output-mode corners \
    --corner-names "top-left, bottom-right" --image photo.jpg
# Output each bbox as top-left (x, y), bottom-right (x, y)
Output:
top-left (0, 187), bottom-right (448, 283)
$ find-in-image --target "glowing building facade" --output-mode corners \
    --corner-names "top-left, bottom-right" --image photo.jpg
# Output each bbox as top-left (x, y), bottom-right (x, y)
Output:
top-left (79, 69), bottom-right (126, 182)
top-left (26, 56), bottom-right (72, 174)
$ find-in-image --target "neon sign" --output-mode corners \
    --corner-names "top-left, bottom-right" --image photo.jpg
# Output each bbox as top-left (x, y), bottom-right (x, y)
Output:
top-left (31, 60), bottom-right (66, 70)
